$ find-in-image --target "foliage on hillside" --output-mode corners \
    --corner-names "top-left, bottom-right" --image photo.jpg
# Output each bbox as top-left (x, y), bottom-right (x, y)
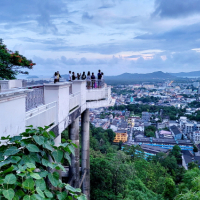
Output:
top-left (0, 39), bottom-right (35, 79)
top-left (144, 126), bottom-right (156, 137)
top-left (0, 126), bottom-right (86, 200)
top-left (90, 125), bottom-right (200, 200)
top-left (109, 104), bottom-right (186, 120)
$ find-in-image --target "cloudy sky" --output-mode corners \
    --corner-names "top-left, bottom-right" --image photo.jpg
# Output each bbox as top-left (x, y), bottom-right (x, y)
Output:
top-left (1, 0), bottom-right (200, 76)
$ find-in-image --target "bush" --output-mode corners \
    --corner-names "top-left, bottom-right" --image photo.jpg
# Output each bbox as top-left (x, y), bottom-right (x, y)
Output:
top-left (0, 126), bottom-right (86, 200)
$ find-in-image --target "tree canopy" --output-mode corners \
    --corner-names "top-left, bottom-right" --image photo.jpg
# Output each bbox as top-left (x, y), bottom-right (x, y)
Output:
top-left (0, 39), bottom-right (35, 79)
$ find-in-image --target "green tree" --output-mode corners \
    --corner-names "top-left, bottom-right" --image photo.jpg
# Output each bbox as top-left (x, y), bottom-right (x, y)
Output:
top-left (193, 145), bottom-right (198, 152)
top-left (0, 39), bottom-right (35, 79)
top-left (163, 178), bottom-right (177, 200)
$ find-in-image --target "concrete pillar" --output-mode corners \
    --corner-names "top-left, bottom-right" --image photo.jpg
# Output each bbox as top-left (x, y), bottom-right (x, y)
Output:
top-left (81, 109), bottom-right (90, 199)
top-left (44, 82), bottom-right (72, 146)
top-left (69, 117), bottom-right (80, 188)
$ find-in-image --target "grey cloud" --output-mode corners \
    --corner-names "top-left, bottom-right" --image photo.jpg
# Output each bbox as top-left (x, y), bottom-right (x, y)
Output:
top-left (82, 12), bottom-right (94, 21)
top-left (0, 0), bottom-right (68, 33)
top-left (153, 0), bottom-right (200, 18)
top-left (135, 23), bottom-right (200, 42)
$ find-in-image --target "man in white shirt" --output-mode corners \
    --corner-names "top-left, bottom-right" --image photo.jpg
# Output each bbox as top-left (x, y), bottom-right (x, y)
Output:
top-left (67, 71), bottom-right (72, 81)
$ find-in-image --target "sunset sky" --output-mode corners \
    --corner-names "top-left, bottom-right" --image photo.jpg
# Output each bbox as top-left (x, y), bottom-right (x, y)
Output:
top-left (1, 0), bottom-right (200, 76)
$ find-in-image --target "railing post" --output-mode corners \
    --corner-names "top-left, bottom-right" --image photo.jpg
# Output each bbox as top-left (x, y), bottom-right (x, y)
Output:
top-left (43, 82), bottom-right (72, 146)
top-left (81, 109), bottom-right (90, 200)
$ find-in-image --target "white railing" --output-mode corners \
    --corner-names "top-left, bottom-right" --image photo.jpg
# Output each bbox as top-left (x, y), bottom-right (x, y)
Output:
top-left (86, 79), bottom-right (105, 89)
top-left (26, 86), bottom-right (44, 111)
top-left (26, 101), bottom-right (57, 128)
top-left (86, 87), bottom-right (107, 101)
top-left (69, 92), bottom-right (81, 111)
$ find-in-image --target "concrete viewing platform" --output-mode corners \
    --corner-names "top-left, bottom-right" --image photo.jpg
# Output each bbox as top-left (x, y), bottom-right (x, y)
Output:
top-left (0, 79), bottom-right (114, 139)
top-left (0, 79), bottom-right (115, 200)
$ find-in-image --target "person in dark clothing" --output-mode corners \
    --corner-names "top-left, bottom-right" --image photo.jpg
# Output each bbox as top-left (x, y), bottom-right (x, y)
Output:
top-left (54, 72), bottom-right (57, 84)
top-left (82, 72), bottom-right (86, 80)
top-left (91, 72), bottom-right (95, 89)
top-left (77, 73), bottom-right (81, 80)
top-left (72, 72), bottom-right (76, 80)
top-left (97, 69), bottom-right (102, 88)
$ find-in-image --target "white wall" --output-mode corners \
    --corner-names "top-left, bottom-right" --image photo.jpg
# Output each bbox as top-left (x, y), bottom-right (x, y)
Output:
top-left (0, 90), bottom-right (27, 137)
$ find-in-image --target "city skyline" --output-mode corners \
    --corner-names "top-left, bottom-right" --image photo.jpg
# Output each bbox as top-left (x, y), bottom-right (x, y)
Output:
top-left (1, 0), bottom-right (200, 76)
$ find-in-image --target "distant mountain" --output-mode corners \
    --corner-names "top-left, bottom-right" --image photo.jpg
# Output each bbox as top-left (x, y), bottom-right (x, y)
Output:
top-left (170, 71), bottom-right (200, 77)
top-left (105, 71), bottom-right (176, 80)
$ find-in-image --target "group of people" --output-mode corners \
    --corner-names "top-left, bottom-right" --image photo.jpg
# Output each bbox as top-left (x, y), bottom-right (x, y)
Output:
top-left (53, 70), bottom-right (104, 89)
top-left (67, 70), bottom-right (104, 89)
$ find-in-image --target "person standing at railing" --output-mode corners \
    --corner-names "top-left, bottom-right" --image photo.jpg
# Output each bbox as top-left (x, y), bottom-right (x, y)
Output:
top-left (57, 71), bottom-right (61, 82)
top-left (54, 72), bottom-right (58, 84)
top-left (67, 71), bottom-right (72, 81)
top-left (82, 72), bottom-right (86, 80)
top-left (91, 72), bottom-right (96, 89)
top-left (72, 72), bottom-right (76, 80)
top-left (97, 69), bottom-right (102, 88)
top-left (101, 72), bottom-right (104, 87)
top-left (86, 71), bottom-right (91, 89)
top-left (77, 73), bottom-right (81, 80)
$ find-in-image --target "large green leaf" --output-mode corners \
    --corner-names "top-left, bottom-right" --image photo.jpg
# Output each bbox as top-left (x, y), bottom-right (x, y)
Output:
top-left (77, 195), bottom-right (87, 200)
top-left (26, 144), bottom-right (39, 152)
top-left (64, 153), bottom-right (71, 165)
top-left (39, 171), bottom-right (48, 178)
top-left (13, 196), bottom-right (19, 200)
top-left (35, 179), bottom-right (46, 191)
top-left (4, 174), bottom-right (16, 184)
top-left (30, 194), bottom-right (41, 200)
top-left (2, 166), bottom-right (14, 174)
top-left (22, 178), bottom-right (35, 191)
top-left (29, 153), bottom-right (41, 163)
top-left (68, 145), bottom-right (75, 155)
top-left (26, 163), bottom-right (36, 169)
top-left (52, 150), bottom-right (63, 163)
top-left (48, 172), bottom-right (59, 187)
top-left (10, 156), bottom-right (21, 163)
top-left (36, 187), bottom-right (45, 198)
top-left (43, 141), bottom-right (53, 151)
top-left (15, 190), bottom-right (25, 199)
top-left (0, 153), bottom-right (4, 161)
top-left (3, 146), bottom-right (20, 156)
top-left (44, 189), bottom-right (53, 198)
top-left (49, 131), bottom-right (56, 138)
top-left (0, 160), bottom-right (11, 168)
top-left (33, 136), bottom-right (44, 146)
top-left (30, 173), bottom-right (41, 180)
top-left (65, 184), bottom-right (81, 193)
top-left (47, 162), bottom-right (57, 169)
top-left (41, 159), bottom-right (49, 167)
top-left (3, 188), bottom-right (14, 200)
top-left (23, 195), bottom-right (31, 200)
top-left (57, 192), bottom-right (67, 200)
top-left (10, 136), bottom-right (22, 142)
